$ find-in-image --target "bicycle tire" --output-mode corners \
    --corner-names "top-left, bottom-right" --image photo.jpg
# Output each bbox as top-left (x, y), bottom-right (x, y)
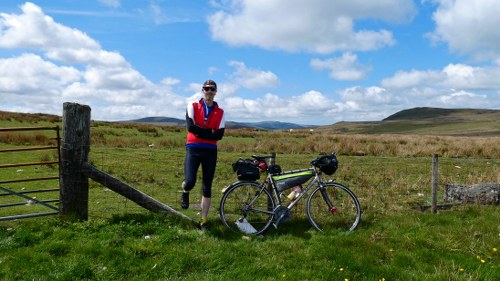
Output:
top-left (219, 181), bottom-right (275, 235)
top-left (306, 182), bottom-right (361, 232)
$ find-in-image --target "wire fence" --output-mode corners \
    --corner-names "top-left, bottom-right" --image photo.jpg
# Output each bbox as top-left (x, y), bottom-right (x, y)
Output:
top-left (86, 148), bottom-right (499, 220)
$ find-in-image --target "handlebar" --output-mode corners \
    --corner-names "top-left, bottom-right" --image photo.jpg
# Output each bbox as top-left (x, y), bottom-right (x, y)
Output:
top-left (250, 151), bottom-right (336, 167)
top-left (251, 152), bottom-right (276, 162)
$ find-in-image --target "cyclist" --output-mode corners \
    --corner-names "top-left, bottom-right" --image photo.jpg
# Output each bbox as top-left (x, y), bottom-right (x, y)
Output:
top-left (181, 80), bottom-right (225, 230)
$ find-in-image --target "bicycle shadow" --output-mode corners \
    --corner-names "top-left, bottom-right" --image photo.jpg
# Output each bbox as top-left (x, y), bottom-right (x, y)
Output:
top-left (267, 218), bottom-right (316, 239)
top-left (207, 218), bottom-right (315, 240)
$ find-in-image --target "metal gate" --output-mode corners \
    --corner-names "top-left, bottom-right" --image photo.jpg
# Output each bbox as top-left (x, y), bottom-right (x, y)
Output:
top-left (0, 126), bottom-right (61, 221)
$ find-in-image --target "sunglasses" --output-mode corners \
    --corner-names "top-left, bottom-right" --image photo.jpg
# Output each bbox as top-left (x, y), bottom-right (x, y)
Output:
top-left (203, 87), bottom-right (216, 92)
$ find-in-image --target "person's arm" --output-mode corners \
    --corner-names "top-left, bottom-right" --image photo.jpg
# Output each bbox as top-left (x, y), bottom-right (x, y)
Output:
top-left (186, 113), bottom-right (225, 140)
top-left (210, 111), bottom-right (225, 140)
top-left (186, 112), bottom-right (212, 138)
top-left (210, 128), bottom-right (224, 140)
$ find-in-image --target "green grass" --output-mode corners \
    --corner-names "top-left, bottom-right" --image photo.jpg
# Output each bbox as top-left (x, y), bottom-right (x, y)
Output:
top-left (1, 208), bottom-right (499, 280)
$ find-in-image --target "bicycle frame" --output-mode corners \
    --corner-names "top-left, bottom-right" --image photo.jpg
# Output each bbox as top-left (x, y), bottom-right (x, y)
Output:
top-left (244, 153), bottom-right (329, 210)
top-left (258, 164), bottom-right (330, 228)
top-left (268, 167), bottom-right (322, 210)
top-left (220, 152), bottom-right (361, 234)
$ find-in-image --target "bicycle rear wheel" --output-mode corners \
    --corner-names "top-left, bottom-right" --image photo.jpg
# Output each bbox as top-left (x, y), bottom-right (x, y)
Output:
top-left (219, 181), bottom-right (275, 235)
top-left (306, 182), bottom-right (361, 232)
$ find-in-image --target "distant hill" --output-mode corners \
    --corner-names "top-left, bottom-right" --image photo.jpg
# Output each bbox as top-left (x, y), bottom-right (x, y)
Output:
top-left (2, 107), bottom-right (499, 136)
top-left (384, 107), bottom-right (500, 122)
top-left (227, 120), bottom-right (308, 130)
top-left (321, 107), bottom-right (500, 136)
top-left (126, 117), bottom-right (185, 126)
top-left (126, 117), bottom-right (308, 130)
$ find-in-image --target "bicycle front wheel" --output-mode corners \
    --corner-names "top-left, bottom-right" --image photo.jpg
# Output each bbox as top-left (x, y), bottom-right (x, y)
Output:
top-left (306, 182), bottom-right (361, 232)
top-left (219, 181), bottom-right (275, 235)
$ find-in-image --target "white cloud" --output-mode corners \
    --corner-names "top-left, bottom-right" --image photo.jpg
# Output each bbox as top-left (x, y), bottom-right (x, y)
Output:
top-left (228, 61), bottom-right (279, 89)
top-left (340, 86), bottom-right (399, 108)
top-left (0, 53), bottom-right (80, 94)
top-left (381, 69), bottom-right (443, 88)
top-left (0, 2), bottom-right (497, 126)
top-left (383, 63), bottom-right (500, 91)
top-left (222, 90), bottom-right (334, 122)
top-left (376, 60), bottom-right (500, 114)
top-left (311, 52), bottom-right (371, 81)
top-left (429, 0), bottom-right (500, 61)
top-left (334, 84), bottom-right (499, 121)
top-left (0, 3), bottom-right (100, 52)
top-left (208, 0), bottom-right (416, 54)
top-left (0, 2), bottom-right (185, 121)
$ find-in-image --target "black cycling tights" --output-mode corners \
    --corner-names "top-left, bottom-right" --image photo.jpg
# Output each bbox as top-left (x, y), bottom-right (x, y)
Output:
top-left (183, 147), bottom-right (217, 198)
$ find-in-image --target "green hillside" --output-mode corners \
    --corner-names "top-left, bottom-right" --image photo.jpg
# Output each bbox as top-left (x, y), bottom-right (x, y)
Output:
top-left (320, 107), bottom-right (500, 136)
top-left (1, 107), bottom-right (500, 136)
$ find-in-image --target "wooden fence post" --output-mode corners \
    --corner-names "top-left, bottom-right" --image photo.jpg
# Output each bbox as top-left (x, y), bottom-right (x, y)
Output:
top-left (431, 154), bottom-right (439, 213)
top-left (60, 102), bottom-right (91, 220)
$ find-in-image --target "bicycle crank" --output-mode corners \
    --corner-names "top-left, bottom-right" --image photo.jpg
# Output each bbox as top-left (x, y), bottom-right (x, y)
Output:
top-left (273, 206), bottom-right (291, 228)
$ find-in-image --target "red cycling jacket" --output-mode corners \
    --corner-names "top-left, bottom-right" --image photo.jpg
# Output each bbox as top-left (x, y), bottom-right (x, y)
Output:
top-left (186, 98), bottom-right (225, 146)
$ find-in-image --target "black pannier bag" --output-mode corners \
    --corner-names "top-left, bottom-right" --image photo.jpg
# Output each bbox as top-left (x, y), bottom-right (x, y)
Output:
top-left (316, 154), bottom-right (338, 175)
top-left (272, 169), bottom-right (314, 192)
top-left (232, 158), bottom-right (260, 180)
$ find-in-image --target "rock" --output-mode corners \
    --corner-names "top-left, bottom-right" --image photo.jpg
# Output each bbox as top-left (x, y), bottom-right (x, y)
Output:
top-left (444, 183), bottom-right (500, 205)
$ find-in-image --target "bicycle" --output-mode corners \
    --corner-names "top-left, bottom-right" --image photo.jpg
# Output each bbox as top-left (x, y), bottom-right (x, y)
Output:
top-left (219, 152), bottom-right (361, 235)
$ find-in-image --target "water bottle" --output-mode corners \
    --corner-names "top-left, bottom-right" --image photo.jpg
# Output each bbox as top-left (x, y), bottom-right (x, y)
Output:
top-left (287, 185), bottom-right (302, 200)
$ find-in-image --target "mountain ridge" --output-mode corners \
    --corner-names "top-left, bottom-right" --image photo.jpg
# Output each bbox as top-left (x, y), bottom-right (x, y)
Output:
top-left (321, 107), bottom-right (500, 136)
top-left (1, 107), bottom-right (499, 135)
top-left (126, 107), bottom-right (500, 132)
top-left (126, 117), bottom-right (310, 130)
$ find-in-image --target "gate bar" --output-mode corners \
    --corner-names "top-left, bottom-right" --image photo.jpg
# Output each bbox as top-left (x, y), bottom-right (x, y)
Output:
top-left (0, 188), bottom-right (59, 196)
top-left (0, 161), bottom-right (59, 168)
top-left (0, 199), bottom-right (59, 208)
top-left (0, 126), bottom-right (59, 132)
top-left (0, 146), bottom-right (59, 153)
top-left (0, 212), bottom-right (59, 221)
top-left (0, 176), bottom-right (59, 184)
top-left (0, 186), bottom-right (58, 211)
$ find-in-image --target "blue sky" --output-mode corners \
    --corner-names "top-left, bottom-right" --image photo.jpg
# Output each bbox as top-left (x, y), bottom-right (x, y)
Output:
top-left (1, 0), bottom-right (499, 125)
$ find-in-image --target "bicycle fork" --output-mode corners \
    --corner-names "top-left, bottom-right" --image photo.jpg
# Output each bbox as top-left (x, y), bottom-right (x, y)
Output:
top-left (319, 185), bottom-right (337, 214)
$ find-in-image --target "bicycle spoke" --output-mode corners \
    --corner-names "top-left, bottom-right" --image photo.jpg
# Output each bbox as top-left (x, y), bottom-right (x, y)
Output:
top-left (307, 183), bottom-right (361, 232)
top-left (219, 182), bottom-right (274, 235)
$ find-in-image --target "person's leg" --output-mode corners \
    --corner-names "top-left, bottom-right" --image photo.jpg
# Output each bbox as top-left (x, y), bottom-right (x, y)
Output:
top-left (181, 147), bottom-right (201, 209)
top-left (200, 196), bottom-right (211, 225)
top-left (200, 149), bottom-right (217, 224)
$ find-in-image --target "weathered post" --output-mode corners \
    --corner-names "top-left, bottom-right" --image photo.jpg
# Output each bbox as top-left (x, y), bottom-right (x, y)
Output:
top-left (60, 102), bottom-right (91, 220)
top-left (431, 154), bottom-right (439, 213)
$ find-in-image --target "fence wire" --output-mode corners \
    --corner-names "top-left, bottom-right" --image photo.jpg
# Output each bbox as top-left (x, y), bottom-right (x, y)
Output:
top-left (86, 148), bottom-right (499, 220)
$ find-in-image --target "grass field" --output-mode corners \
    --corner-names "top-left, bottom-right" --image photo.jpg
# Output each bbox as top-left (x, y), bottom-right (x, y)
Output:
top-left (0, 110), bottom-right (499, 280)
